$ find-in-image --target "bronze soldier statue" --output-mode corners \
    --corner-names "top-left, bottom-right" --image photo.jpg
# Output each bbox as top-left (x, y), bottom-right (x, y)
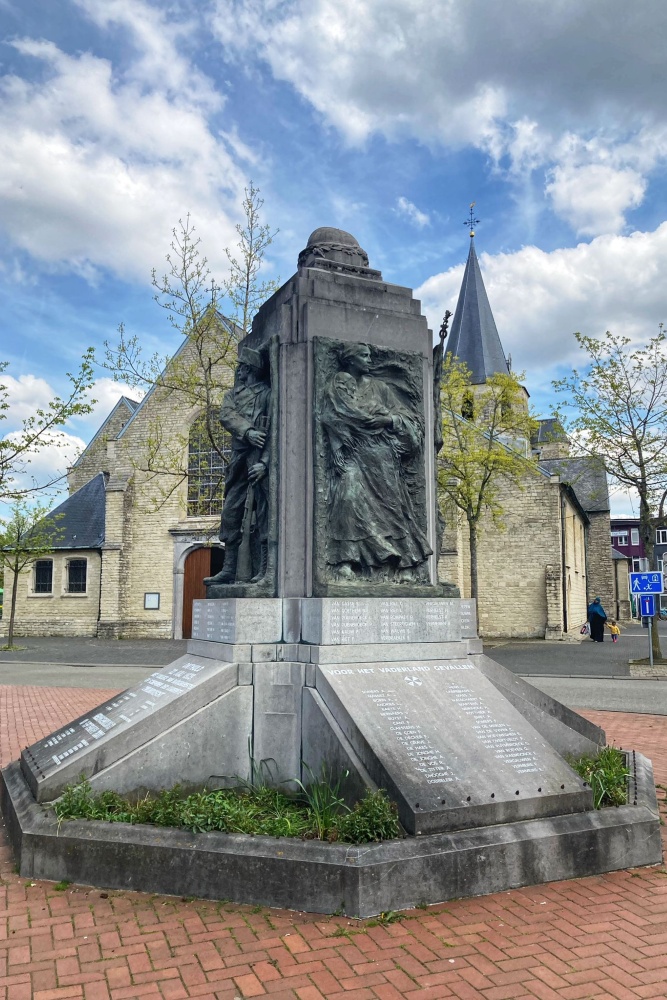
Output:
top-left (205, 346), bottom-right (271, 585)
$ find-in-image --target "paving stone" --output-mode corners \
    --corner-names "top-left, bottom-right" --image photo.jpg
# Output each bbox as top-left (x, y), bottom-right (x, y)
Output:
top-left (2, 685), bottom-right (667, 999)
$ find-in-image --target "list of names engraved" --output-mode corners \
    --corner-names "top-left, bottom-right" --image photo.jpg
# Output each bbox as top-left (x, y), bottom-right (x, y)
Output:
top-left (24, 661), bottom-right (208, 775)
top-left (445, 682), bottom-right (542, 773)
top-left (192, 602), bottom-right (234, 643)
top-left (361, 687), bottom-right (459, 784)
top-left (327, 600), bottom-right (371, 644)
top-left (315, 598), bottom-right (461, 644)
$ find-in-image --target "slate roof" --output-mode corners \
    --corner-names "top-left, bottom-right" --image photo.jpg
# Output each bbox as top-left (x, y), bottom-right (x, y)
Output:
top-left (446, 237), bottom-right (509, 384)
top-left (43, 473), bottom-right (106, 549)
top-left (531, 417), bottom-right (568, 447)
top-left (539, 456), bottom-right (610, 513)
top-left (612, 547), bottom-right (630, 560)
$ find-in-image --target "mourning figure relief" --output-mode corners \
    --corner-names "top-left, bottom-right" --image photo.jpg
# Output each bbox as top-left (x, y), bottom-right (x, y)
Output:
top-left (319, 340), bottom-right (432, 583)
top-left (205, 346), bottom-right (271, 586)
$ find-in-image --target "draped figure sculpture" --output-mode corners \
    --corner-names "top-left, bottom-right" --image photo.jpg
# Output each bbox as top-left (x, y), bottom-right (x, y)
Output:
top-left (319, 341), bottom-right (432, 583)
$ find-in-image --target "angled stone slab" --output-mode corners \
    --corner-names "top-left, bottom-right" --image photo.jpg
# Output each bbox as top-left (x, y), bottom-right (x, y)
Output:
top-left (474, 654), bottom-right (605, 758)
top-left (21, 656), bottom-right (239, 802)
top-left (301, 597), bottom-right (462, 645)
top-left (315, 658), bottom-right (592, 835)
top-left (87, 686), bottom-right (253, 796)
top-left (192, 599), bottom-right (283, 644)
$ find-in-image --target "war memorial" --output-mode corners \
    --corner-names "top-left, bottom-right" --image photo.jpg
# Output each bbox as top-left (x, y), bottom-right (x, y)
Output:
top-left (0, 228), bottom-right (661, 916)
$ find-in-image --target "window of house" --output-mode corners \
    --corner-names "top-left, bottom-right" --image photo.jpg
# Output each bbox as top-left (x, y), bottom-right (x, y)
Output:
top-left (632, 557), bottom-right (649, 572)
top-left (34, 559), bottom-right (53, 594)
top-left (631, 528), bottom-right (640, 545)
top-left (611, 531), bottom-right (628, 547)
top-left (187, 413), bottom-right (232, 517)
top-left (656, 528), bottom-right (667, 545)
top-left (67, 559), bottom-right (87, 593)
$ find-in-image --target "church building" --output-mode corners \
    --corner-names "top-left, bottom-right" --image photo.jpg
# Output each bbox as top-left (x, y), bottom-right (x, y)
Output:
top-left (436, 229), bottom-right (620, 637)
top-left (3, 238), bottom-right (623, 641)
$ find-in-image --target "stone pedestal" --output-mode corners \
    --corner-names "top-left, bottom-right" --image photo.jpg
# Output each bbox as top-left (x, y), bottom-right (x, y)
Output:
top-left (5, 594), bottom-right (663, 914)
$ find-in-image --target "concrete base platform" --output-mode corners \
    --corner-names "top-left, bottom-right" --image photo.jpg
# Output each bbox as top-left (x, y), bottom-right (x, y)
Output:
top-left (0, 751), bottom-right (661, 918)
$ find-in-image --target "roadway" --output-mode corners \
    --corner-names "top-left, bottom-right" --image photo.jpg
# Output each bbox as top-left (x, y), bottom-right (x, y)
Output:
top-left (1, 623), bottom-right (666, 713)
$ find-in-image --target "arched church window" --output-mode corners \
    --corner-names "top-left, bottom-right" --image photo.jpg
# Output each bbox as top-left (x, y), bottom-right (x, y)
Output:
top-left (187, 412), bottom-right (231, 517)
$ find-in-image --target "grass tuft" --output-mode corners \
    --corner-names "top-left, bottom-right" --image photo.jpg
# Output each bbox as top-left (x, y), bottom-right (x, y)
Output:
top-left (53, 777), bottom-right (401, 844)
top-left (568, 746), bottom-right (629, 809)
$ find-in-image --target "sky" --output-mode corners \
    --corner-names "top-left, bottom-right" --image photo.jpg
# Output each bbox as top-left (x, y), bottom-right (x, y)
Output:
top-left (1, 0), bottom-right (666, 517)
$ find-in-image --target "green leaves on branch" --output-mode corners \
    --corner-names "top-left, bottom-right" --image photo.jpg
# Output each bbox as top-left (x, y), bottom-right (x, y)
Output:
top-left (437, 355), bottom-right (538, 600)
top-left (0, 350), bottom-right (96, 502)
top-left (0, 501), bottom-right (65, 647)
top-left (553, 327), bottom-right (667, 661)
top-left (552, 330), bottom-right (667, 514)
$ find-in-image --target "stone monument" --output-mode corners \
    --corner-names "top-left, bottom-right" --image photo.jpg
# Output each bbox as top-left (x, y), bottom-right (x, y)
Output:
top-left (1, 228), bottom-right (661, 916)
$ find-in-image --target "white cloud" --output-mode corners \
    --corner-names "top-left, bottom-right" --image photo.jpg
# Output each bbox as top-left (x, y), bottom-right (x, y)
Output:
top-left (73, 378), bottom-right (144, 435)
top-left (396, 196), bottom-right (430, 228)
top-left (546, 163), bottom-right (646, 237)
top-left (1, 374), bottom-right (58, 427)
top-left (0, 1), bottom-right (250, 281)
top-left (1, 429), bottom-right (86, 498)
top-left (211, 0), bottom-right (667, 235)
top-left (416, 222), bottom-right (667, 385)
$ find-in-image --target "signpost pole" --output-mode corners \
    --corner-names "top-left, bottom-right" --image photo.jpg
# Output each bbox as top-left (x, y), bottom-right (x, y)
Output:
top-left (649, 617), bottom-right (654, 669)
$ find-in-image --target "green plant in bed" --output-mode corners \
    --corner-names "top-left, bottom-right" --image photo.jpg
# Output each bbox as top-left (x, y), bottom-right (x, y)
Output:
top-left (568, 746), bottom-right (629, 808)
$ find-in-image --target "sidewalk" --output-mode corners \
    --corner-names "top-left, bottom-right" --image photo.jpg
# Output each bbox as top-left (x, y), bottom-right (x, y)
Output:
top-left (0, 684), bottom-right (667, 999)
top-left (0, 637), bottom-right (188, 667)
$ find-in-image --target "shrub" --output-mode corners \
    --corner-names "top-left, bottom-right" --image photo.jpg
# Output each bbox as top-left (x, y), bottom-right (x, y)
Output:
top-left (335, 790), bottom-right (400, 844)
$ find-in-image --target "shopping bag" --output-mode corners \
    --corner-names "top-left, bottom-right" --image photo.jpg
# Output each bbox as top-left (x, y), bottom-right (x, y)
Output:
top-left (580, 622), bottom-right (590, 636)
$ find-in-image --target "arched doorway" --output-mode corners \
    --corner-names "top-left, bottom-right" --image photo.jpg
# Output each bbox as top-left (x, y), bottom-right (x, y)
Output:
top-left (182, 546), bottom-right (225, 638)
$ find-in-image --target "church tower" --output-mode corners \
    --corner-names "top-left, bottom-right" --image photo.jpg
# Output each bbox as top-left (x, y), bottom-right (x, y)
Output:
top-left (445, 206), bottom-right (510, 384)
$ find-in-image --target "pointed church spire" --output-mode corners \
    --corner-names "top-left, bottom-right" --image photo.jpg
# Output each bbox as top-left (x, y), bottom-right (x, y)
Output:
top-left (445, 207), bottom-right (509, 384)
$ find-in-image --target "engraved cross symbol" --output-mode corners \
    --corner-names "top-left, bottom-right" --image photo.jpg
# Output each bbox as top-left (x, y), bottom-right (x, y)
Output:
top-left (405, 676), bottom-right (422, 686)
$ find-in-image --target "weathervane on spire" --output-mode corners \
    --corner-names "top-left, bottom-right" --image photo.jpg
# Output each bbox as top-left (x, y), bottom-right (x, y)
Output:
top-left (464, 202), bottom-right (479, 238)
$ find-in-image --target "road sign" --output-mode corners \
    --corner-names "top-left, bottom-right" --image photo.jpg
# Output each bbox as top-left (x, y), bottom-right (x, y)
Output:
top-left (629, 571), bottom-right (664, 594)
top-left (640, 594), bottom-right (656, 617)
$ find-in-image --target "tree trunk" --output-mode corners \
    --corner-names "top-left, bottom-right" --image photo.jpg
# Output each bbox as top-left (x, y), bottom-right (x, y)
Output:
top-left (639, 495), bottom-right (663, 660)
top-left (468, 519), bottom-right (479, 632)
top-left (7, 566), bottom-right (19, 649)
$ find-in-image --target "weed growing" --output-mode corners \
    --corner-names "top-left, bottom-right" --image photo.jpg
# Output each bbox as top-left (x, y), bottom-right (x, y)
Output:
top-left (53, 778), bottom-right (401, 844)
top-left (568, 746), bottom-right (629, 808)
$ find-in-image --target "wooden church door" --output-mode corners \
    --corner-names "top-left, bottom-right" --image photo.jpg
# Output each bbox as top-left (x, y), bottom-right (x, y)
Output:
top-left (182, 547), bottom-right (224, 638)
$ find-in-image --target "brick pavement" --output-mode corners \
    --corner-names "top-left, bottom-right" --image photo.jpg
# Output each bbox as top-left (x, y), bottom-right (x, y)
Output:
top-left (0, 684), bottom-right (666, 1000)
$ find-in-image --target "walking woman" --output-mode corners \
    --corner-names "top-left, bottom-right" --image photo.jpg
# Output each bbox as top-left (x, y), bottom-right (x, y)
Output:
top-left (587, 596), bottom-right (607, 642)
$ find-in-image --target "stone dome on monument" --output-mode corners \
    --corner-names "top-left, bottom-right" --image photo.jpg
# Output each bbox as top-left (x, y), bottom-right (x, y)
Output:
top-left (298, 226), bottom-right (380, 277)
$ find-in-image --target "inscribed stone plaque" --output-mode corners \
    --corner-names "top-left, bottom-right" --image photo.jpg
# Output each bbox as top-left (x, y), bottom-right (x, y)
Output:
top-left (21, 656), bottom-right (239, 801)
top-left (301, 597), bottom-right (461, 645)
top-left (192, 598), bottom-right (283, 644)
top-left (315, 658), bottom-right (591, 835)
top-left (458, 599), bottom-right (477, 638)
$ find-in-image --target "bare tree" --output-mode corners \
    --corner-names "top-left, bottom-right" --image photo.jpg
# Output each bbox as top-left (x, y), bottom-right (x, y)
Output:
top-left (102, 184), bottom-right (279, 511)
